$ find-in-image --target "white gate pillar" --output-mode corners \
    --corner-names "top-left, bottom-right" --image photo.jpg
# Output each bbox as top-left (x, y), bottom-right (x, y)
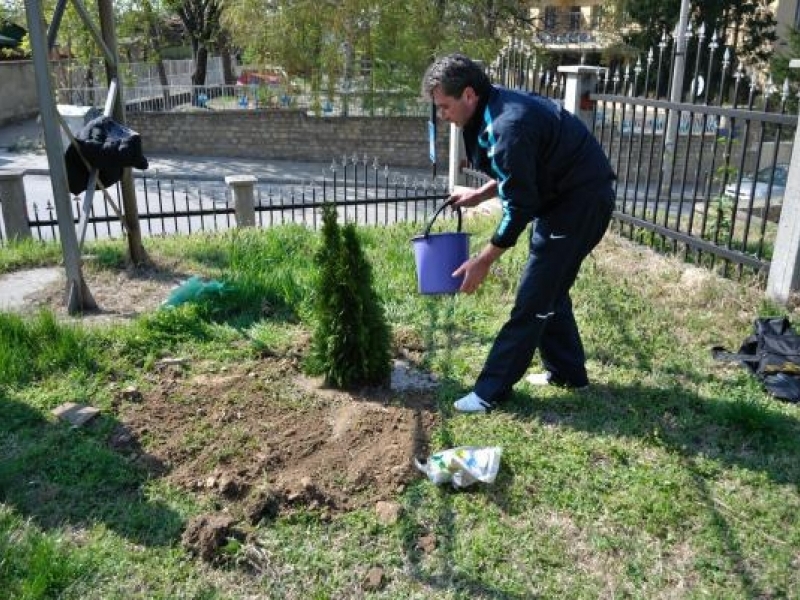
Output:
top-left (767, 59), bottom-right (800, 304)
top-left (558, 65), bottom-right (605, 128)
top-left (0, 170), bottom-right (32, 241)
top-left (448, 123), bottom-right (466, 191)
top-left (225, 175), bottom-right (257, 227)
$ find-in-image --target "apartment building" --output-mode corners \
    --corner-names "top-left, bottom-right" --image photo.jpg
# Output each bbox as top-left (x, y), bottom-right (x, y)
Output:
top-left (528, 1), bottom-right (798, 63)
top-left (774, 0), bottom-right (800, 55)
top-left (527, 1), bottom-right (628, 64)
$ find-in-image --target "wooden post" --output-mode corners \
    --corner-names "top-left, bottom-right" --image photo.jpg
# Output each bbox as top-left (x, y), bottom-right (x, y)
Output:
top-left (97, 0), bottom-right (149, 266)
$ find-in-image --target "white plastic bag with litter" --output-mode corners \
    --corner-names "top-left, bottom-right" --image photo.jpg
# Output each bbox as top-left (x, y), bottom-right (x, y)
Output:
top-left (414, 446), bottom-right (502, 488)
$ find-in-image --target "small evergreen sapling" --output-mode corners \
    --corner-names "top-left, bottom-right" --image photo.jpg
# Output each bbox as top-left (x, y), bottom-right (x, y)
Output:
top-left (342, 222), bottom-right (391, 385)
top-left (307, 204), bottom-right (391, 389)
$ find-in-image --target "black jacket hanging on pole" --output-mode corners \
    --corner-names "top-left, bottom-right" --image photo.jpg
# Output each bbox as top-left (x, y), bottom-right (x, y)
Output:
top-left (64, 116), bottom-right (149, 195)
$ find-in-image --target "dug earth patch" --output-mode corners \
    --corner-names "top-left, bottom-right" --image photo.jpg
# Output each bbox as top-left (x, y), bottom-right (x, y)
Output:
top-left (109, 357), bottom-right (439, 558)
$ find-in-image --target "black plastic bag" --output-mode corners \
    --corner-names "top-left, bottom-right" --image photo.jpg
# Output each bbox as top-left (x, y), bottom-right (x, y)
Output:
top-left (712, 317), bottom-right (800, 403)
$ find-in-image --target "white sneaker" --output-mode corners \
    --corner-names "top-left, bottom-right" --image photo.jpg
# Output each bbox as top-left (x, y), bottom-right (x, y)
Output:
top-left (525, 372), bottom-right (550, 386)
top-left (453, 392), bottom-right (492, 413)
top-left (525, 372), bottom-right (589, 391)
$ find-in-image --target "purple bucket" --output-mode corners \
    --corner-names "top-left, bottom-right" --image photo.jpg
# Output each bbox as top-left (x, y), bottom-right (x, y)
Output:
top-left (411, 202), bottom-right (469, 295)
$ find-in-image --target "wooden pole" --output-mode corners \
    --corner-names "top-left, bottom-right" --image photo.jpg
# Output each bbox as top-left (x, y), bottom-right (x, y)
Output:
top-left (96, 0), bottom-right (149, 266)
top-left (24, 0), bottom-right (96, 313)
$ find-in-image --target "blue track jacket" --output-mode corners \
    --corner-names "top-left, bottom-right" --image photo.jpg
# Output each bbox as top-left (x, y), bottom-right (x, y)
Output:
top-left (462, 86), bottom-right (615, 248)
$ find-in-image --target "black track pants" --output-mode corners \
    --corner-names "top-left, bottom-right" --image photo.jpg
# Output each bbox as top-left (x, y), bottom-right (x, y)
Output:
top-left (474, 183), bottom-right (614, 404)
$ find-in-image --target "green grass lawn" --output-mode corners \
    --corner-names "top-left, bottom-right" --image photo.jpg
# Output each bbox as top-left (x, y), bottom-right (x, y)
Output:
top-left (1, 217), bottom-right (799, 599)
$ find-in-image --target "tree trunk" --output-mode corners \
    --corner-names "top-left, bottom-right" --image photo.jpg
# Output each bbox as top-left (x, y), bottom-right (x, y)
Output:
top-left (192, 45), bottom-right (208, 86)
top-left (145, 3), bottom-right (170, 107)
top-left (157, 60), bottom-right (170, 108)
top-left (219, 30), bottom-right (236, 85)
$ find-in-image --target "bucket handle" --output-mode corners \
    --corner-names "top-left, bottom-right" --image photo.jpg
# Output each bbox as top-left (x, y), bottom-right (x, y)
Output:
top-left (422, 199), bottom-right (462, 238)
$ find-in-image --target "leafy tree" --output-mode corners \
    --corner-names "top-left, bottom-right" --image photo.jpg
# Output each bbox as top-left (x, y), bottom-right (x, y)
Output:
top-left (769, 26), bottom-right (800, 112)
top-left (115, 0), bottom-right (171, 92)
top-left (11, 0), bottom-right (105, 86)
top-left (141, 0), bottom-right (171, 86)
top-left (0, 1), bottom-right (25, 26)
top-left (623, 0), bottom-right (776, 69)
top-left (618, 0), bottom-right (775, 103)
top-left (1, 4), bottom-right (27, 59)
top-left (166, 0), bottom-right (223, 86)
top-left (222, 0), bottom-right (534, 96)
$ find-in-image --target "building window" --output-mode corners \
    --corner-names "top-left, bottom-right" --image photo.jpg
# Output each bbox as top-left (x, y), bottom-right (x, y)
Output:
top-left (569, 6), bottom-right (581, 31)
top-left (544, 6), bottom-right (557, 30)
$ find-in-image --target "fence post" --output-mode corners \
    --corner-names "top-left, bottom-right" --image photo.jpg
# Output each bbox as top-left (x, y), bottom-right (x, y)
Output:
top-left (558, 65), bottom-right (604, 128)
top-left (448, 123), bottom-right (466, 190)
top-left (225, 175), bottom-right (257, 227)
top-left (0, 170), bottom-right (32, 241)
top-left (766, 132), bottom-right (800, 302)
top-left (766, 60), bottom-right (800, 304)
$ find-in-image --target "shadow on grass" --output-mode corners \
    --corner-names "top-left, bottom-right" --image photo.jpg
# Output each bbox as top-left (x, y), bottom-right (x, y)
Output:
top-left (394, 295), bottom-right (528, 599)
top-left (506, 382), bottom-right (800, 488)
top-left (399, 413), bottom-right (524, 599)
top-left (404, 292), bottom-right (800, 597)
top-left (398, 377), bottom-right (800, 598)
top-left (501, 382), bottom-right (800, 599)
top-left (0, 392), bottom-right (183, 547)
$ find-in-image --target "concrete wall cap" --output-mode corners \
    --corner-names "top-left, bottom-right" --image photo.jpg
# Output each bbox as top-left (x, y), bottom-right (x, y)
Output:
top-left (557, 65), bottom-right (607, 75)
top-left (224, 174), bottom-right (258, 185)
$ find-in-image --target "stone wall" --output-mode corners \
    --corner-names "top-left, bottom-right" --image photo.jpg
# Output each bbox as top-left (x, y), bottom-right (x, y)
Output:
top-left (0, 61), bottom-right (38, 126)
top-left (126, 110), bottom-right (450, 170)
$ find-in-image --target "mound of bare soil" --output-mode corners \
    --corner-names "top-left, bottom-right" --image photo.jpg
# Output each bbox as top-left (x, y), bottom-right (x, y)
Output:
top-left (110, 356), bottom-right (439, 518)
top-left (24, 263), bottom-right (442, 560)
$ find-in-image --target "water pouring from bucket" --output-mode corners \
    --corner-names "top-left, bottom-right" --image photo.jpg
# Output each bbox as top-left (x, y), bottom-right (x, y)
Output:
top-left (411, 200), bottom-right (470, 295)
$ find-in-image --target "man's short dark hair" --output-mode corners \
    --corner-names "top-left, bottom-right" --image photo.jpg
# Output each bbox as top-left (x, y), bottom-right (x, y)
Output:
top-left (422, 53), bottom-right (492, 99)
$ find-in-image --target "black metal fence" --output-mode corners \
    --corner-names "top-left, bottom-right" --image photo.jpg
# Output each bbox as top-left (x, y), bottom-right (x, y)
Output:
top-left (594, 93), bottom-right (794, 279)
top-left (489, 34), bottom-right (798, 281)
top-left (488, 42), bottom-right (565, 99)
top-left (594, 34), bottom-right (796, 280)
top-left (24, 161), bottom-right (451, 243)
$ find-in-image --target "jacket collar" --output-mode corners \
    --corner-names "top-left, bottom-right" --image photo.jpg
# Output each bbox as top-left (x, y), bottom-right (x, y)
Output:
top-left (463, 85), bottom-right (494, 138)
